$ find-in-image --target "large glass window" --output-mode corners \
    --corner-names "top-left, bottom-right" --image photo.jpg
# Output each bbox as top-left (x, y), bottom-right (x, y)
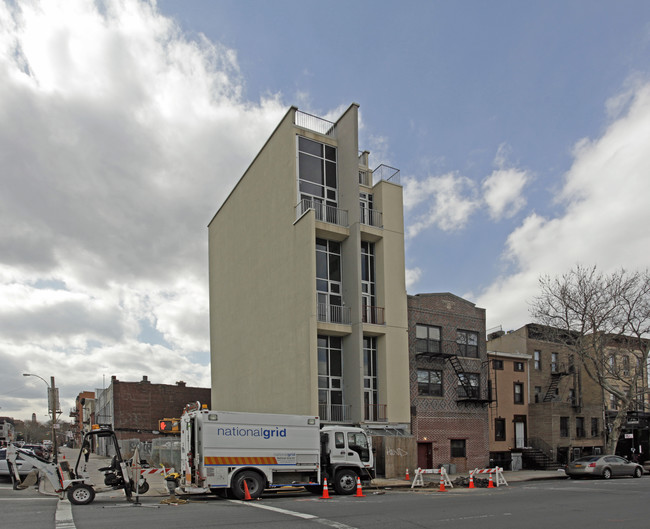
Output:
top-left (457, 372), bottom-right (480, 399)
top-left (318, 336), bottom-right (344, 421)
top-left (316, 239), bottom-right (343, 322)
top-left (416, 325), bottom-right (441, 355)
top-left (363, 337), bottom-right (379, 420)
top-left (298, 136), bottom-right (337, 218)
top-left (361, 242), bottom-right (378, 323)
top-left (457, 330), bottom-right (478, 358)
top-left (417, 369), bottom-right (443, 397)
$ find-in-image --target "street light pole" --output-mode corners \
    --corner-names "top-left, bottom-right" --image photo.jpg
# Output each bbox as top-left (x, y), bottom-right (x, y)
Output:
top-left (22, 373), bottom-right (59, 463)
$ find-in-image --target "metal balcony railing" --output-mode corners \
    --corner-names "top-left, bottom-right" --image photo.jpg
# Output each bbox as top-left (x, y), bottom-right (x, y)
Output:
top-left (296, 198), bottom-right (349, 227)
top-left (362, 305), bottom-right (385, 325)
top-left (364, 404), bottom-right (387, 422)
top-left (294, 110), bottom-right (336, 136)
top-left (360, 207), bottom-right (382, 228)
top-left (373, 164), bottom-right (400, 185)
top-left (319, 403), bottom-right (352, 422)
top-left (318, 303), bottom-right (351, 325)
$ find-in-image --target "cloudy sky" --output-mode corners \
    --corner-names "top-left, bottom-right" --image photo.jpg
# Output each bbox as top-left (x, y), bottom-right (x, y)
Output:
top-left (2, 0), bottom-right (649, 420)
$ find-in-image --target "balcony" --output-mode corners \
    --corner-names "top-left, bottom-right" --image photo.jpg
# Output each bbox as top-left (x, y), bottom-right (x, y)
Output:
top-left (364, 404), bottom-right (387, 423)
top-left (296, 198), bottom-right (349, 227)
top-left (360, 206), bottom-right (382, 228)
top-left (362, 305), bottom-right (385, 325)
top-left (373, 164), bottom-right (400, 185)
top-left (320, 403), bottom-right (351, 422)
top-left (318, 303), bottom-right (351, 325)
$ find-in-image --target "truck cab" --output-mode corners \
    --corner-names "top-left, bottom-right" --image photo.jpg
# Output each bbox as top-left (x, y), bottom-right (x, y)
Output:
top-left (320, 426), bottom-right (374, 494)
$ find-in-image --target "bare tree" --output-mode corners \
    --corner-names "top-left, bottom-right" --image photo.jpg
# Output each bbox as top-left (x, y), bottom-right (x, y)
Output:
top-left (530, 265), bottom-right (650, 454)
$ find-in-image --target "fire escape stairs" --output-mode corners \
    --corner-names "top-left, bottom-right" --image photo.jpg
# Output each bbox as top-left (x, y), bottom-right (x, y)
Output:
top-left (543, 372), bottom-right (568, 402)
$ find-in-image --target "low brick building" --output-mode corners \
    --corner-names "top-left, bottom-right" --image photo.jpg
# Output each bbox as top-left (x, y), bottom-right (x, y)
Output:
top-left (408, 293), bottom-right (490, 472)
top-left (95, 376), bottom-right (210, 447)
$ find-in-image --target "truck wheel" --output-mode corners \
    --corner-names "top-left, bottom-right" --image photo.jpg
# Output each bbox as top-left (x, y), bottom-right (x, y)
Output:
top-left (67, 484), bottom-right (96, 505)
top-left (232, 471), bottom-right (264, 500)
top-left (333, 469), bottom-right (357, 495)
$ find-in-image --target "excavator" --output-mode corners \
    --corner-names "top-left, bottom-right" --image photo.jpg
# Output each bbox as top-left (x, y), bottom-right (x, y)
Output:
top-left (7, 425), bottom-right (148, 505)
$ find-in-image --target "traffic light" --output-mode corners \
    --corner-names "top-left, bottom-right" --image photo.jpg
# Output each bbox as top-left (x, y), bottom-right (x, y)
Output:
top-left (158, 419), bottom-right (179, 432)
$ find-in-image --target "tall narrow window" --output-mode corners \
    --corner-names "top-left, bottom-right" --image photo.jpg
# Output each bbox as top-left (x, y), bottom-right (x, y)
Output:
top-left (318, 336), bottom-right (344, 421)
top-left (514, 383), bottom-right (524, 404)
top-left (360, 192), bottom-right (374, 225)
top-left (534, 350), bottom-right (541, 370)
top-left (298, 136), bottom-right (338, 222)
top-left (363, 337), bottom-right (379, 420)
top-left (551, 352), bottom-right (558, 373)
top-left (495, 419), bottom-right (506, 441)
top-left (361, 242), bottom-right (378, 323)
top-left (576, 417), bottom-right (585, 438)
top-left (560, 417), bottom-right (569, 437)
top-left (457, 330), bottom-right (478, 358)
top-left (591, 417), bottom-right (599, 437)
top-left (316, 239), bottom-right (344, 323)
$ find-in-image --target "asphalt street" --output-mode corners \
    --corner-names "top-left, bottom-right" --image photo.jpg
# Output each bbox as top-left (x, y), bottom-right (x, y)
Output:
top-left (2, 475), bottom-right (650, 529)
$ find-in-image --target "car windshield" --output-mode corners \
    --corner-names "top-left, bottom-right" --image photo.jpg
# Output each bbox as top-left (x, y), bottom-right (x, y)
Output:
top-left (574, 456), bottom-right (600, 462)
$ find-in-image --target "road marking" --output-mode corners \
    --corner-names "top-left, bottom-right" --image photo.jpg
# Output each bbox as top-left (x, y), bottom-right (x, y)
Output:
top-left (55, 499), bottom-right (77, 529)
top-left (229, 500), bottom-right (358, 528)
top-left (0, 497), bottom-right (58, 501)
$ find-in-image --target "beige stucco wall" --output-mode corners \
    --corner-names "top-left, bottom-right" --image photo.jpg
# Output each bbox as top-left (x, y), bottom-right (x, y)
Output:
top-left (209, 108), bottom-right (317, 415)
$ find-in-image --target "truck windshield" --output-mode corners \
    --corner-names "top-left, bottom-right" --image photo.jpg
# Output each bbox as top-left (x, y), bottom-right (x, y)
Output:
top-left (347, 432), bottom-right (370, 463)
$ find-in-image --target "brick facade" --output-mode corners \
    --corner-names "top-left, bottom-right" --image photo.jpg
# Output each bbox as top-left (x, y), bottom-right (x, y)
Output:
top-left (105, 376), bottom-right (211, 442)
top-left (408, 293), bottom-right (489, 472)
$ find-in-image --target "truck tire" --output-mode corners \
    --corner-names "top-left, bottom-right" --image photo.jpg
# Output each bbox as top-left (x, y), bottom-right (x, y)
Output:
top-left (333, 469), bottom-right (357, 495)
top-left (67, 484), bottom-right (96, 505)
top-left (232, 471), bottom-right (264, 500)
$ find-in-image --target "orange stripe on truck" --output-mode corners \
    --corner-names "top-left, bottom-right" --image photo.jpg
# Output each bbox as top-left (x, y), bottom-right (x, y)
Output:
top-left (204, 456), bottom-right (278, 466)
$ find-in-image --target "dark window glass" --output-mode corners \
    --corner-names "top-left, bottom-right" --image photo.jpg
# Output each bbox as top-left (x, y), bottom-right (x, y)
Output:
top-left (495, 419), bottom-right (506, 441)
top-left (328, 254), bottom-right (341, 282)
top-left (560, 417), bottom-right (569, 437)
top-left (326, 161), bottom-right (337, 188)
top-left (415, 325), bottom-right (441, 354)
top-left (300, 180), bottom-right (323, 197)
top-left (450, 439), bottom-right (466, 458)
top-left (417, 369), bottom-right (442, 397)
top-left (299, 136), bottom-right (323, 157)
top-left (330, 350), bottom-right (342, 377)
top-left (591, 418), bottom-right (599, 437)
top-left (458, 373), bottom-right (480, 399)
top-left (457, 330), bottom-right (479, 358)
top-left (514, 383), bottom-right (524, 404)
top-left (299, 152), bottom-right (324, 184)
top-left (514, 362), bottom-right (525, 372)
top-left (324, 144), bottom-right (336, 161)
top-left (492, 359), bottom-right (504, 370)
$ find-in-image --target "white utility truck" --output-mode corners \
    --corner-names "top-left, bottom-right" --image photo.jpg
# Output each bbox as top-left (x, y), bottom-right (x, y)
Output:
top-left (179, 403), bottom-right (374, 499)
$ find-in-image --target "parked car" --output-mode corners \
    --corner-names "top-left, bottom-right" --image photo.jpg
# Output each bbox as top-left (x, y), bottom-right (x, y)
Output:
top-left (566, 455), bottom-right (644, 479)
top-left (0, 448), bottom-right (38, 477)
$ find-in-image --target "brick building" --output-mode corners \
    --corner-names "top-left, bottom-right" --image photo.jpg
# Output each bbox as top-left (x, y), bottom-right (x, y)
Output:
top-left (408, 293), bottom-right (490, 472)
top-left (487, 350), bottom-right (531, 469)
top-left (95, 376), bottom-right (210, 448)
top-left (69, 391), bottom-right (95, 446)
top-left (488, 324), bottom-right (605, 466)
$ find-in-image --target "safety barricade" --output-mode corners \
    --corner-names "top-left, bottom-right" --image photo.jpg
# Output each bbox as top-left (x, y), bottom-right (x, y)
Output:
top-left (138, 467), bottom-right (174, 476)
top-left (469, 467), bottom-right (508, 487)
top-left (410, 467), bottom-right (453, 489)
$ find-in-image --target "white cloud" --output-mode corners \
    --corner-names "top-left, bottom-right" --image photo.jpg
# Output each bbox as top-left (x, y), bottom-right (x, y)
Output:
top-left (405, 267), bottom-right (422, 292)
top-left (0, 0), bottom-right (287, 418)
top-left (477, 80), bottom-right (650, 330)
top-left (403, 173), bottom-right (480, 238)
top-left (482, 167), bottom-right (530, 220)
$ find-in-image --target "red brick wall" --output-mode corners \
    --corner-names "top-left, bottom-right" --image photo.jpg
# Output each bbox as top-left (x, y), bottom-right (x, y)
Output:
top-left (112, 378), bottom-right (210, 441)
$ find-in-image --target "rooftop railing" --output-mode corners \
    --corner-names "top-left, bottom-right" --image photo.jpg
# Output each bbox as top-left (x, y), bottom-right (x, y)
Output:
top-left (294, 110), bottom-right (336, 137)
top-left (373, 164), bottom-right (401, 185)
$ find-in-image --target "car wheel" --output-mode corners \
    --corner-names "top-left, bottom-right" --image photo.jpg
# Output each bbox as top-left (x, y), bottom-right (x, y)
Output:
top-left (634, 466), bottom-right (643, 478)
top-left (602, 468), bottom-right (612, 480)
top-left (333, 469), bottom-right (357, 495)
top-left (67, 484), bottom-right (96, 505)
top-left (232, 471), bottom-right (264, 500)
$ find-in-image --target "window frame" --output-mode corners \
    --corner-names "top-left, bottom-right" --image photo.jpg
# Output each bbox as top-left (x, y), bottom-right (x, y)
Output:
top-left (514, 361), bottom-right (525, 372)
top-left (415, 324), bottom-right (442, 355)
top-left (494, 418), bottom-right (506, 441)
top-left (456, 329), bottom-right (479, 358)
top-left (457, 372), bottom-right (480, 399)
top-left (560, 416), bottom-right (569, 438)
top-left (417, 368), bottom-right (443, 397)
top-left (492, 359), bottom-right (504, 370)
top-left (513, 382), bottom-right (524, 405)
top-left (450, 439), bottom-right (467, 458)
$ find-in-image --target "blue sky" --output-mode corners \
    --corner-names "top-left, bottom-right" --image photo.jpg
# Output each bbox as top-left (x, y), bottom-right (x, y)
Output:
top-left (1, 0), bottom-right (650, 419)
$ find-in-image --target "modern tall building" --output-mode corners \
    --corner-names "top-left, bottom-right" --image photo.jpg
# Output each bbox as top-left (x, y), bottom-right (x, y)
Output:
top-left (208, 104), bottom-right (411, 434)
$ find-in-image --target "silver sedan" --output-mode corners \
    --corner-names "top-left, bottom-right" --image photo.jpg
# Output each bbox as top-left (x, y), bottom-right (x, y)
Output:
top-left (566, 455), bottom-right (643, 479)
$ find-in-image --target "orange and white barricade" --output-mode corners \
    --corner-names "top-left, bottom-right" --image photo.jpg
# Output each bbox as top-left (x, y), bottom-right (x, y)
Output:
top-left (469, 466), bottom-right (508, 487)
top-left (410, 467), bottom-right (453, 489)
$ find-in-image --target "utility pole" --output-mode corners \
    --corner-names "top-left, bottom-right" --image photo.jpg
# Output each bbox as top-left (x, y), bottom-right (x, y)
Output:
top-left (23, 373), bottom-right (60, 463)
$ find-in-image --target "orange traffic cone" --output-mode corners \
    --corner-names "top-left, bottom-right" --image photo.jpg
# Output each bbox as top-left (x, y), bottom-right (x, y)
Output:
top-left (405, 468), bottom-right (410, 481)
top-left (320, 478), bottom-right (331, 499)
top-left (355, 477), bottom-right (365, 497)
top-left (243, 480), bottom-right (252, 500)
top-left (438, 472), bottom-right (446, 492)
top-left (468, 474), bottom-right (475, 489)
top-left (488, 472), bottom-right (494, 488)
